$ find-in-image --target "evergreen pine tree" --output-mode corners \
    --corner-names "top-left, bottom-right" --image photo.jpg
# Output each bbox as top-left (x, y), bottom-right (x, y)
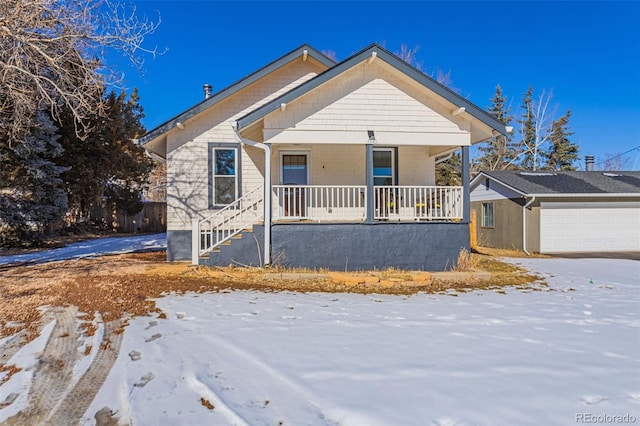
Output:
top-left (0, 111), bottom-right (68, 245)
top-left (545, 110), bottom-right (578, 171)
top-left (436, 152), bottom-right (462, 186)
top-left (58, 89), bottom-right (153, 220)
top-left (517, 86), bottom-right (537, 170)
top-left (101, 89), bottom-right (153, 214)
top-left (474, 85), bottom-right (516, 172)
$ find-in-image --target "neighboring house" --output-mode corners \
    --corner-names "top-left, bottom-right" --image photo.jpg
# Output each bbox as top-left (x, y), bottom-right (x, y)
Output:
top-left (139, 43), bottom-right (507, 270)
top-left (470, 171), bottom-right (640, 254)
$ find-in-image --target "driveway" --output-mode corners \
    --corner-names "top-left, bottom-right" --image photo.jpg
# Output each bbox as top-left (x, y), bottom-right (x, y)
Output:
top-left (549, 251), bottom-right (640, 261)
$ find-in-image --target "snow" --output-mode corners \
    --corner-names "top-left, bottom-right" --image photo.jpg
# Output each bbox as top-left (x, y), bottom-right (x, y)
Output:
top-left (82, 257), bottom-right (640, 425)
top-left (0, 233), bottom-right (166, 266)
top-left (0, 319), bottom-right (56, 421)
top-left (72, 313), bottom-right (105, 383)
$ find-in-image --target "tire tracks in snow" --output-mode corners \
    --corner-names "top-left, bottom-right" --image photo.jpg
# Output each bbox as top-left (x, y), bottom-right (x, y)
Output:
top-left (2, 308), bottom-right (124, 425)
top-left (3, 307), bottom-right (79, 425)
top-left (45, 318), bottom-right (124, 425)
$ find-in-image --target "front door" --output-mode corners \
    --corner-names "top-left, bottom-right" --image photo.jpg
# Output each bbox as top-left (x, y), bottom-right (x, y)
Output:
top-left (281, 153), bottom-right (309, 217)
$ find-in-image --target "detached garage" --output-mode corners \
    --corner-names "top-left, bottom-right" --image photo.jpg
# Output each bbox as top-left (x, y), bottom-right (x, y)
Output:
top-left (470, 171), bottom-right (640, 254)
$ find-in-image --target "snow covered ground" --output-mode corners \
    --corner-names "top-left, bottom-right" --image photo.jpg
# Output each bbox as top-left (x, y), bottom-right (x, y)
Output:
top-left (0, 233), bottom-right (166, 266)
top-left (76, 257), bottom-right (639, 426)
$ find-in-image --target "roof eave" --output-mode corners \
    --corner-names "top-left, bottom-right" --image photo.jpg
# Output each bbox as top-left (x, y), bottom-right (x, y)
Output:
top-left (470, 171), bottom-right (527, 196)
top-left (529, 192), bottom-right (640, 198)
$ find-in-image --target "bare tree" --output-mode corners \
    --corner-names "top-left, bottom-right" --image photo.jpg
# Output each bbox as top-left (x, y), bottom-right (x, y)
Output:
top-left (598, 153), bottom-right (633, 171)
top-left (321, 49), bottom-right (338, 62)
top-left (530, 89), bottom-right (556, 170)
top-left (0, 0), bottom-right (160, 143)
top-left (396, 44), bottom-right (423, 70)
top-left (515, 87), bottom-right (557, 170)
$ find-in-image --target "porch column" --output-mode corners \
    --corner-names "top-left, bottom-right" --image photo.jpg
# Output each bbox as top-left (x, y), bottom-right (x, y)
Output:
top-left (264, 143), bottom-right (272, 265)
top-left (462, 145), bottom-right (470, 223)
top-left (365, 139), bottom-right (374, 222)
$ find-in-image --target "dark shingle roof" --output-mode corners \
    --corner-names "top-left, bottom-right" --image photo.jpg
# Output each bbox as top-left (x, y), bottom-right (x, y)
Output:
top-left (480, 171), bottom-right (640, 195)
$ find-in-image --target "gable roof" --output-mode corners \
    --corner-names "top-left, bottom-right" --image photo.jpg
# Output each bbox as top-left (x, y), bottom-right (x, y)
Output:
top-left (236, 43), bottom-right (507, 135)
top-left (139, 44), bottom-right (335, 147)
top-left (473, 170), bottom-right (640, 196)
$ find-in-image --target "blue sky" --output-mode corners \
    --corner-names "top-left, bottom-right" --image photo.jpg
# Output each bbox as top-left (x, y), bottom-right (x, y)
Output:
top-left (119, 1), bottom-right (640, 169)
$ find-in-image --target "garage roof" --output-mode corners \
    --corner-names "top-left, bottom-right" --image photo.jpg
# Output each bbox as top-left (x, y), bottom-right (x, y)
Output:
top-left (473, 171), bottom-right (640, 195)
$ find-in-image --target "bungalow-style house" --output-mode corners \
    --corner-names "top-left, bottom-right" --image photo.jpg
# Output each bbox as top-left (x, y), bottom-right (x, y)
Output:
top-left (139, 43), bottom-right (507, 270)
top-left (470, 170), bottom-right (640, 254)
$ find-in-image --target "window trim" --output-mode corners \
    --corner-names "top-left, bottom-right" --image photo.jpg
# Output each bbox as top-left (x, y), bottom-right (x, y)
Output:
top-left (481, 202), bottom-right (494, 228)
top-left (208, 143), bottom-right (241, 209)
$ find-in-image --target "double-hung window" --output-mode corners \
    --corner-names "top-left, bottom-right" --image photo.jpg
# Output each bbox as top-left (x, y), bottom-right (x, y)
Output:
top-left (212, 147), bottom-right (237, 206)
top-left (481, 202), bottom-right (494, 228)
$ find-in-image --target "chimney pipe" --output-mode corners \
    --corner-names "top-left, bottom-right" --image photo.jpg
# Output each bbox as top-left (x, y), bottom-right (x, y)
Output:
top-left (203, 84), bottom-right (212, 99)
top-left (585, 155), bottom-right (595, 171)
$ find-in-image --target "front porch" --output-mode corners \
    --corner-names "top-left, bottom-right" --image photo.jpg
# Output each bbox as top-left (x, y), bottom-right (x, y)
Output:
top-left (194, 142), bottom-right (472, 267)
top-left (273, 185), bottom-right (463, 222)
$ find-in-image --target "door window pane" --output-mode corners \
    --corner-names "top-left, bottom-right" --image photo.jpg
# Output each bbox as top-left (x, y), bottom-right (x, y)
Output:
top-left (282, 154), bottom-right (308, 185)
top-left (374, 177), bottom-right (393, 185)
top-left (373, 149), bottom-right (394, 185)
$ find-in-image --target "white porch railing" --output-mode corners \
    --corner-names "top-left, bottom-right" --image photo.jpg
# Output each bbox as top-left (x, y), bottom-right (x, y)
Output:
top-left (374, 186), bottom-right (463, 221)
top-left (273, 185), bottom-right (463, 222)
top-left (193, 185), bottom-right (263, 262)
top-left (274, 185), bottom-right (367, 221)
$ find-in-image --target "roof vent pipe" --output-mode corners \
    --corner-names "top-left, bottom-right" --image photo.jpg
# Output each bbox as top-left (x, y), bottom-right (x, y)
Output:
top-left (585, 155), bottom-right (595, 171)
top-left (203, 84), bottom-right (212, 99)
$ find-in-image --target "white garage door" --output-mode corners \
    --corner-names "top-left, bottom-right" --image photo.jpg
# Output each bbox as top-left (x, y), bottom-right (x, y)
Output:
top-left (540, 202), bottom-right (640, 253)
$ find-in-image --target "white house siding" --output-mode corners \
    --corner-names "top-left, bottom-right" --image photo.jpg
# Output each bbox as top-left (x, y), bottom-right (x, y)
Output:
top-left (270, 145), bottom-right (436, 186)
top-left (166, 59), bottom-right (325, 231)
top-left (263, 60), bottom-right (472, 147)
top-left (398, 146), bottom-right (434, 186)
top-left (271, 144), bottom-right (365, 186)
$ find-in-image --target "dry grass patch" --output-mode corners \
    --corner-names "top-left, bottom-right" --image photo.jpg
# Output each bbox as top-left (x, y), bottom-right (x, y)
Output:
top-left (0, 364), bottom-right (21, 387)
top-left (0, 250), bottom-right (544, 341)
